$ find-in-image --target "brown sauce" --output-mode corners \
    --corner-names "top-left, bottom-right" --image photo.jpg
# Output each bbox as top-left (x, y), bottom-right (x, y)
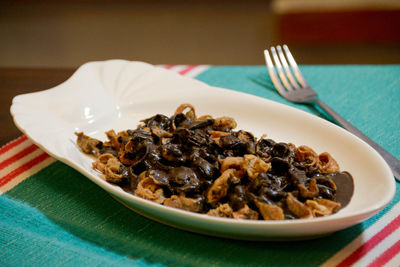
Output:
top-left (76, 104), bottom-right (355, 220)
top-left (330, 171), bottom-right (354, 208)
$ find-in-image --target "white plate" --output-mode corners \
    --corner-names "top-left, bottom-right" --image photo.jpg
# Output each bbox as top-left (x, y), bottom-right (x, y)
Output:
top-left (10, 60), bottom-right (395, 241)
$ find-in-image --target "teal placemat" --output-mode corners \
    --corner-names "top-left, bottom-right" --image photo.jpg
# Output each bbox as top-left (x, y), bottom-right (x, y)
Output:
top-left (1, 65), bottom-right (399, 266)
top-left (196, 65), bottom-right (400, 158)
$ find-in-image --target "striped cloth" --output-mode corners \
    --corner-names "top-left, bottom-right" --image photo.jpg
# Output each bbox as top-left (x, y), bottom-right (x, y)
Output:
top-left (1, 65), bottom-right (399, 266)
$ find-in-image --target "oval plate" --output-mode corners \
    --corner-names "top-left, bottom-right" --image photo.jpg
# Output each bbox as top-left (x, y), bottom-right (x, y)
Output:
top-left (10, 60), bottom-right (395, 241)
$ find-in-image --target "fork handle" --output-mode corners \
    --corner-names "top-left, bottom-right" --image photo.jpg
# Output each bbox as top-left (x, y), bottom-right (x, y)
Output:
top-left (313, 99), bottom-right (400, 182)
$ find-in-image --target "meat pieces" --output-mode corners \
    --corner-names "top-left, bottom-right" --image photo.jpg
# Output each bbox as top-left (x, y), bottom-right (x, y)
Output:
top-left (286, 193), bottom-right (312, 219)
top-left (244, 154), bottom-right (270, 179)
top-left (255, 201), bottom-right (284, 220)
top-left (164, 195), bottom-right (202, 212)
top-left (213, 116), bottom-right (237, 131)
top-left (75, 132), bottom-right (102, 155)
top-left (306, 198), bottom-right (341, 217)
top-left (219, 154), bottom-right (270, 179)
top-left (295, 145), bottom-right (318, 166)
top-left (317, 152), bottom-right (340, 174)
top-left (207, 203), bottom-right (234, 218)
top-left (76, 104), bottom-right (351, 221)
top-left (207, 169), bottom-right (242, 205)
top-left (174, 103), bottom-right (197, 120)
top-left (134, 176), bottom-right (165, 204)
top-left (298, 179), bottom-right (319, 198)
top-left (92, 153), bottom-right (125, 183)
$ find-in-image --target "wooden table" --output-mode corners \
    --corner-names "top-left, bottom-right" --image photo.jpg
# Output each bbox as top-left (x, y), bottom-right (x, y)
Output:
top-left (0, 68), bottom-right (76, 145)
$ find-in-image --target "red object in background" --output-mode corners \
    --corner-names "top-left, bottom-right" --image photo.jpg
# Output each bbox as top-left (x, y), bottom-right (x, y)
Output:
top-left (278, 9), bottom-right (400, 44)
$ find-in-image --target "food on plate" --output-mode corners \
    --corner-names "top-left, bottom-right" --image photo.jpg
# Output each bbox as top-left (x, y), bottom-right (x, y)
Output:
top-left (76, 104), bottom-right (354, 220)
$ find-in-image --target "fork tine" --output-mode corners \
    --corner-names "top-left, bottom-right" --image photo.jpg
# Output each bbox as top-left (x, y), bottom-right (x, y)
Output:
top-left (282, 45), bottom-right (310, 88)
top-left (264, 49), bottom-right (287, 95)
top-left (276, 45), bottom-right (300, 89)
top-left (270, 47), bottom-right (293, 90)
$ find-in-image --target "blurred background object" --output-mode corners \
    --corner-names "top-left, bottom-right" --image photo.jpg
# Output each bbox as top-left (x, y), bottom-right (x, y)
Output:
top-left (273, 0), bottom-right (400, 64)
top-left (1, 0), bottom-right (399, 68)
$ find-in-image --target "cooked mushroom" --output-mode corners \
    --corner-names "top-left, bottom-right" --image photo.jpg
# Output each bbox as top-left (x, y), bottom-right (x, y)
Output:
top-left (77, 104), bottom-right (353, 221)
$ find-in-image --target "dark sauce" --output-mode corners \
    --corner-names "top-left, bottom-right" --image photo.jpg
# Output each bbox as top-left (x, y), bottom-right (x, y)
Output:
top-left (77, 104), bottom-right (355, 220)
top-left (330, 171), bottom-right (354, 208)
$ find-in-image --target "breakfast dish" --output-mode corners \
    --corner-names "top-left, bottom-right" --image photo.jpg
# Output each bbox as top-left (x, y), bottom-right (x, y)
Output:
top-left (76, 104), bottom-right (354, 220)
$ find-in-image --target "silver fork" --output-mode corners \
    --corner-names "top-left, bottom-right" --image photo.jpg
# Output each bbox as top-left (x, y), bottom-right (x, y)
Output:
top-left (264, 45), bottom-right (399, 182)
